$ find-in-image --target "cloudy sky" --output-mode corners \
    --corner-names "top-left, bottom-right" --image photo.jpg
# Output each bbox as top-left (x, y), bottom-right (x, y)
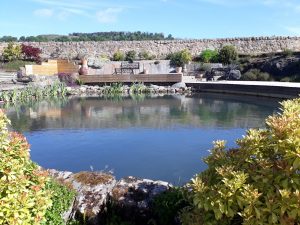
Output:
top-left (1, 0), bottom-right (300, 38)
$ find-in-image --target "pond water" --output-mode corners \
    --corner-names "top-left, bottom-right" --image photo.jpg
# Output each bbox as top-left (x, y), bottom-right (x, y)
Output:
top-left (3, 93), bottom-right (280, 184)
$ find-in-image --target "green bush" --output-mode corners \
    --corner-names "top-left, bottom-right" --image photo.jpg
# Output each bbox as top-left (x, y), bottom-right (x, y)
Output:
top-left (169, 49), bottom-right (192, 67)
top-left (200, 49), bottom-right (219, 63)
top-left (3, 60), bottom-right (36, 71)
top-left (2, 43), bottom-right (22, 61)
top-left (181, 98), bottom-right (300, 225)
top-left (241, 69), bottom-right (270, 81)
top-left (256, 72), bottom-right (270, 81)
top-left (112, 51), bottom-right (125, 61)
top-left (138, 51), bottom-right (155, 60)
top-left (125, 50), bottom-right (137, 62)
top-left (219, 45), bottom-right (238, 65)
top-left (280, 77), bottom-right (291, 82)
top-left (282, 49), bottom-right (293, 57)
top-left (44, 179), bottom-right (76, 224)
top-left (0, 110), bottom-right (52, 224)
top-left (151, 188), bottom-right (189, 225)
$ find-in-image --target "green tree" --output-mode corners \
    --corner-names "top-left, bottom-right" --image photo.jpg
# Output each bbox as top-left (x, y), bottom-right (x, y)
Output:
top-left (219, 45), bottom-right (238, 65)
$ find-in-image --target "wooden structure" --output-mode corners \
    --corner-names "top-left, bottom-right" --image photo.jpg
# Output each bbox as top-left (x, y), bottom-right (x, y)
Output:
top-left (114, 62), bottom-right (140, 75)
top-left (25, 59), bottom-right (79, 76)
top-left (80, 74), bottom-right (182, 84)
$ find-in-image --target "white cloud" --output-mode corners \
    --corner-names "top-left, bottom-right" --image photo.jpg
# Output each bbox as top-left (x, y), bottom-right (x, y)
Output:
top-left (96, 8), bottom-right (123, 23)
top-left (34, 8), bottom-right (54, 17)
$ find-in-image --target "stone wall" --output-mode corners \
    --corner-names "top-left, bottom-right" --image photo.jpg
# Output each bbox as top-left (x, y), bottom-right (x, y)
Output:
top-left (1, 36), bottom-right (300, 59)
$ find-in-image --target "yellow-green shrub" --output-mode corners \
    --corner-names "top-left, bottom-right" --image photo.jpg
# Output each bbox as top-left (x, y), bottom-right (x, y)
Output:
top-left (182, 98), bottom-right (300, 225)
top-left (0, 110), bottom-right (52, 224)
top-left (2, 43), bottom-right (22, 61)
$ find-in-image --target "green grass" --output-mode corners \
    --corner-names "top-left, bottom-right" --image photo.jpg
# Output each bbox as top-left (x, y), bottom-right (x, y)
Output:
top-left (2, 60), bottom-right (36, 71)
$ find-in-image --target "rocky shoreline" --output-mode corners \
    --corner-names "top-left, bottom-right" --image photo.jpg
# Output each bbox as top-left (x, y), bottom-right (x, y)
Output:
top-left (48, 169), bottom-right (172, 225)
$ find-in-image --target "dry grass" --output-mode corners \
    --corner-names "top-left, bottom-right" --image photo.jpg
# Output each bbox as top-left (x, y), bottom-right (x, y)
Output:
top-left (73, 172), bottom-right (113, 185)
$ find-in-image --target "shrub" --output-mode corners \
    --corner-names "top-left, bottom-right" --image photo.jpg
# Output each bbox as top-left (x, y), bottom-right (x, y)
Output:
top-left (44, 179), bottom-right (75, 224)
top-left (138, 51), bottom-right (155, 60)
top-left (219, 45), bottom-right (238, 65)
top-left (181, 98), bottom-right (300, 225)
top-left (112, 51), bottom-right (125, 61)
top-left (125, 50), bottom-right (137, 62)
top-left (0, 110), bottom-right (52, 224)
top-left (200, 49), bottom-right (219, 63)
top-left (2, 43), bottom-right (22, 61)
top-left (21, 44), bottom-right (42, 63)
top-left (169, 49), bottom-right (192, 67)
top-left (256, 72), bottom-right (270, 81)
top-left (280, 77), bottom-right (291, 82)
top-left (241, 69), bottom-right (270, 81)
top-left (151, 188), bottom-right (189, 225)
top-left (282, 48), bottom-right (293, 57)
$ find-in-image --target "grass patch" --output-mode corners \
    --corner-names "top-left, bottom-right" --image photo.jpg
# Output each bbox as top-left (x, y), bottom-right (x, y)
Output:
top-left (73, 172), bottom-right (114, 185)
top-left (2, 60), bottom-right (36, 71)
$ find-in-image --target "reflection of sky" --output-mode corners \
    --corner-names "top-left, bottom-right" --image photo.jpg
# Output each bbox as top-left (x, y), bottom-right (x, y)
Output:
top-left (26, 127), bottom-right (244, 184)
top-left (3, 94), bottom-right (281, 183)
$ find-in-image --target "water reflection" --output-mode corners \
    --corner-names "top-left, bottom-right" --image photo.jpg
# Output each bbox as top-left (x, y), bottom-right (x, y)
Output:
top-left (4, 94), bottom-right (279, 132)
top-left (3, 94), bottom-right (280, 183)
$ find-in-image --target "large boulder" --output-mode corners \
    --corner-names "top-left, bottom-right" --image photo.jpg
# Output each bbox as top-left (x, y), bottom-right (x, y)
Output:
top-left (48, 170), bottom-right (116, 225)
top-left (110, 176), bottom-right (172, 223)
top-left (48, 170), bottom-right (172, 225)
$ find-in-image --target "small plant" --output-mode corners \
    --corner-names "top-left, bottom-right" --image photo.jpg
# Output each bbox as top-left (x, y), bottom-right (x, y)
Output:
top-left (199, 49), bottom-right (219, 63)
top-left (113, 51), bottom-right (125, 61)
top-left (44, 179), bottom-right (76, 224)
top-left (282, 48), bottom-right (293, 57)
top-left (241, 69), bottom-right (270, 81)
top-left (125, 50), bottom-right (137, 62)
top-left (218, 45), bottom-right (238, 65)
top-left (2, 42), bottom-right (22, 61)
top-left (169, 49), bottom-right (192, 67)
top-left (151, 188), bottom-right (189, 225)
top-left (138, 51), bottom-right (155, 60)
top-left (21, 44), bottom-right (42, 63)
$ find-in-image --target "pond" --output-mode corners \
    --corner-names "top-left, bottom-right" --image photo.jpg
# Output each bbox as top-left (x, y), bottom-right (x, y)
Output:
top-left (3, 93), bottom-right (280, 184)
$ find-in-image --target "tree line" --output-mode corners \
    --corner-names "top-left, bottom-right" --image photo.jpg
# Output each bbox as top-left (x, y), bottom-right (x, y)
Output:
top-left (0, 32), bottom-right (175, 42)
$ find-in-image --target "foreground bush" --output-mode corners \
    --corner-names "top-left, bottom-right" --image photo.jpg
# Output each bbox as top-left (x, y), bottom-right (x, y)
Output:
top-left (0, 110), bottom-right (52, 224)
top-left (181, 98), bottom-right (300, 225)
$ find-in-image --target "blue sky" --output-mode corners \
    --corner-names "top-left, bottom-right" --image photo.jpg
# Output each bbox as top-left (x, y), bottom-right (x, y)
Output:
top-left (1, 0), bottom-right (300, 38)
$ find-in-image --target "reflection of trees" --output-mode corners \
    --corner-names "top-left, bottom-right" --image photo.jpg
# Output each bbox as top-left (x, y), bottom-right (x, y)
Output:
top-left (2, 94), bottom-right (280, 132)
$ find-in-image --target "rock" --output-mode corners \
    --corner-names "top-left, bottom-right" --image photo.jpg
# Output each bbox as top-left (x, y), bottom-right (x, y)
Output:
top-left (48, 170), bottom-right (117, 225)
top-left (110, 176), bottom-right (172, 223)
top-left (48, 170), bottom-right (172, 225)
top-left (172, 82), bottom-right (187, 89)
